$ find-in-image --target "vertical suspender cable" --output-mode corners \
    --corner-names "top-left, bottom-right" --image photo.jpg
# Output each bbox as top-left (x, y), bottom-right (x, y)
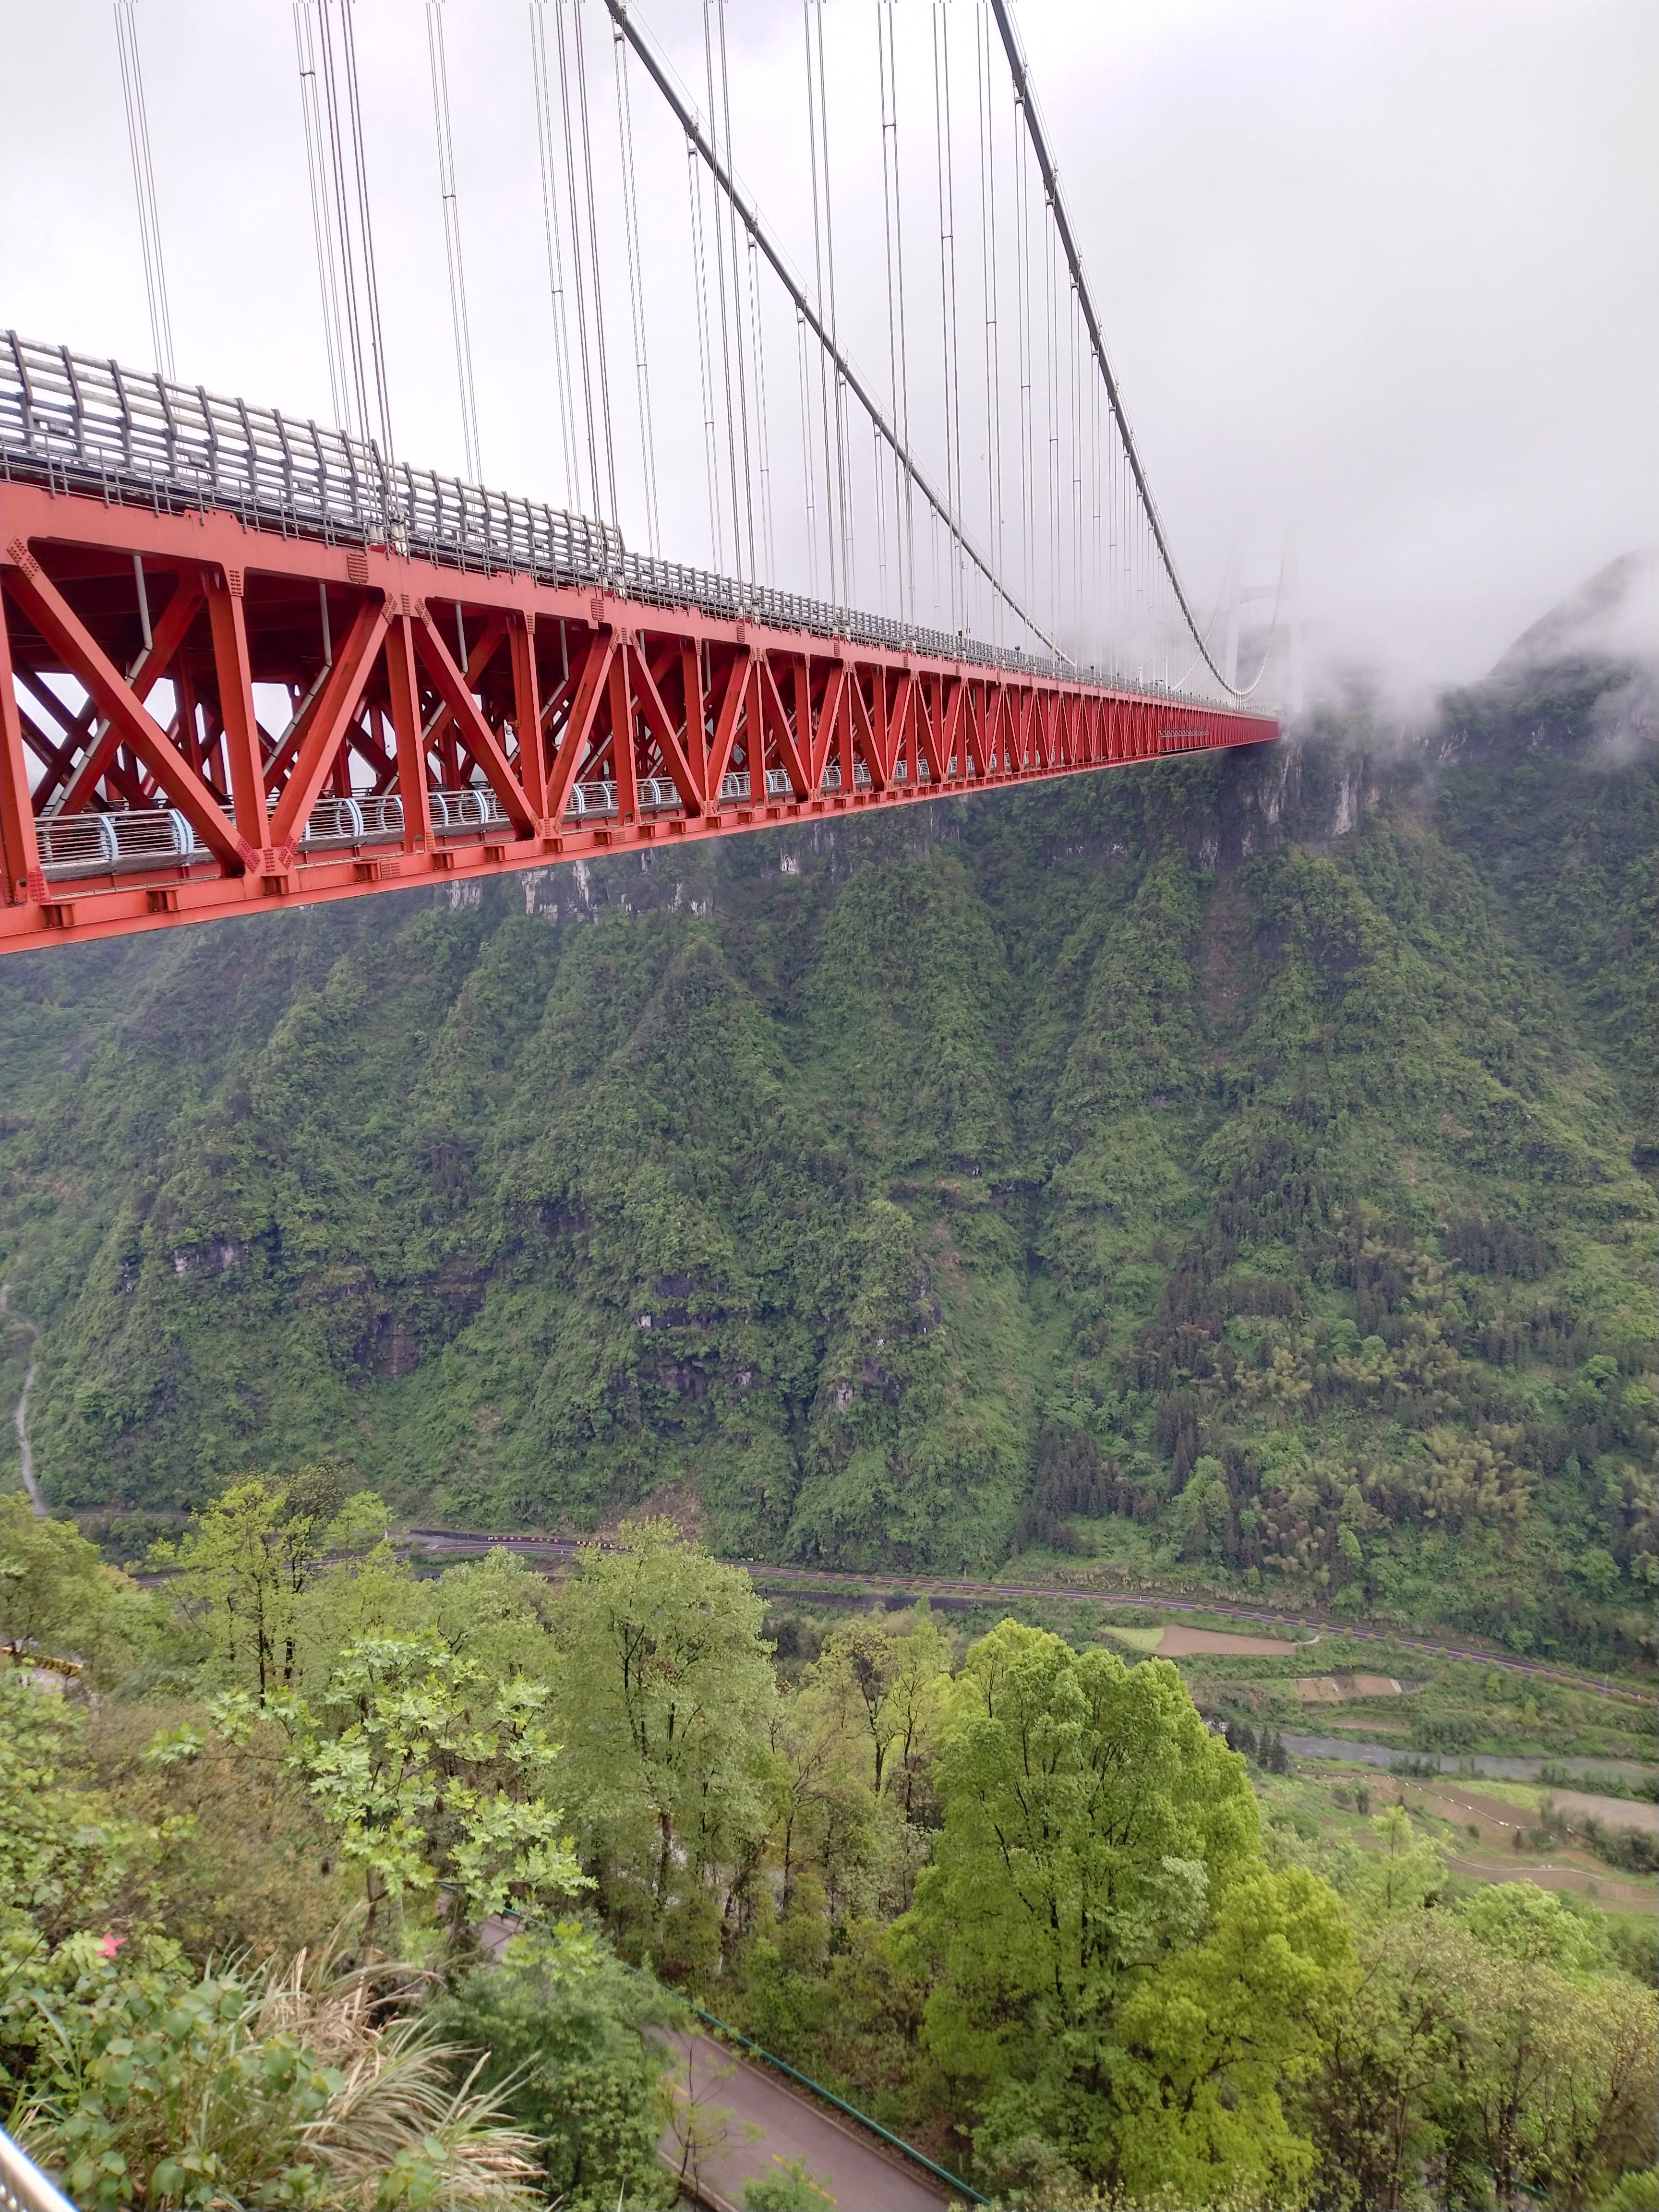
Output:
top-left (1089, 312), bottom-right (1102, 672)
top-left (715, 0), bottom-right (759, 591)
top-left (427, 0), bottom-right (482, 483)
top-left (529, 0), bottom-right (582, 512)
top-left (614, 26), bottom-right (661, 555)
top-left (795, 306), bottom-right (820, 600)
top-left (608, 0), bottom-right (1061, 655)
top-left (1012, 113), bottom-right (1034, 637)
top-left (1044, 187), bottom-right (1061, 646)
top-left (873, 8), bottom-right (895, 618)
top-left (114, 0), bottom-right (176, 382)
top-left (686, 145), bottom-right (724, 569)
top-left (933, 3), bottom-right (966, 639)
top-left (569, 0), bottom-right (619, 530)
top-left (701, 1), bottom-right (745, 584)
top-left (1070, 283), bottom-right (1082, 656)
top-left (802, 0), bottom-right (842, 606)
top-left (876, 1), bottom-right (915, 627)
top-left (335, 0), bottom-right (395, 462)
top-left (301, 1), bottom-right (393, 467)
top-left (974, 6), bottom-right (1004, 649)
top-left (295, 3), bottom-right (351, 434)
top-left (810, 0), bottom-right (854, 606)
top-left (931, 3), bottom-right (953, 634)
top-left (551, 0), bottom-right (604, 524)
top-left (747, 237), bottom-right (778, 585)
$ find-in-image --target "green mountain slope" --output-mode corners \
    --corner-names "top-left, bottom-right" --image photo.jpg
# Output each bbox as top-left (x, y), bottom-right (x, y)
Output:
top-left (2, 597), bottom-right (1653, 1664)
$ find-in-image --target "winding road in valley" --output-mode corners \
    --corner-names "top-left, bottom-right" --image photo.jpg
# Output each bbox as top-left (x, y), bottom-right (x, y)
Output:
top-left (0, 1286), bottom-right (45, 1515)
top-left (407, 1527), bottom-right (1651, 1709)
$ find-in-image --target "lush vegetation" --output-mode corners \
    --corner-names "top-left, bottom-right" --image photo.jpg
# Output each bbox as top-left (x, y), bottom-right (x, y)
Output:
top-left (1, 629), bottom-right (1653, 1675)
top-left (2, 1494), bottom-right (1653, 2209)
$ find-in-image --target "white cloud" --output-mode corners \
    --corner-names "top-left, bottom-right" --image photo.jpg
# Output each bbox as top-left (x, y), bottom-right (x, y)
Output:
top-left (2, 0), bottom-right (1653, 687)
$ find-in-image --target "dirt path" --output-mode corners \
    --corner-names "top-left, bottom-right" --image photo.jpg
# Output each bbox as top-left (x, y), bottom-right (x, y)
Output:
top-left (0, 1285), bottom-right (45, 1515)
top-left (661, 2031), bottom-right (952, 2212)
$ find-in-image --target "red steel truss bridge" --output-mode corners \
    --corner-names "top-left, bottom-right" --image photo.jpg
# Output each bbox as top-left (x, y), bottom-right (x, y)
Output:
top-left (1, 4), bottom-right (1277, 956)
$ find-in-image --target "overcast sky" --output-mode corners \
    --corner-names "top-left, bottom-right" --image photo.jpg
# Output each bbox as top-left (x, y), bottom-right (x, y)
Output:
top-left (1, 0), bottom-right (1654, 692)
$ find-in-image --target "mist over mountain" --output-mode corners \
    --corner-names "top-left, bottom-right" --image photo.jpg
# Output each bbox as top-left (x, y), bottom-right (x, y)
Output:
top-left (2, 566), bottom-right (1653, 1666)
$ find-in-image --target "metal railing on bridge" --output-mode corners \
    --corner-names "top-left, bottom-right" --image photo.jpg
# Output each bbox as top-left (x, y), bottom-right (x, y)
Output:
top-left (1, 333), bottom-right (1167, 693)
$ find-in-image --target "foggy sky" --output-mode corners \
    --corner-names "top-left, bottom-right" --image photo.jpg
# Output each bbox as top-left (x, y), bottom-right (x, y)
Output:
top-left (1, 0), bottom-right (1654, 691)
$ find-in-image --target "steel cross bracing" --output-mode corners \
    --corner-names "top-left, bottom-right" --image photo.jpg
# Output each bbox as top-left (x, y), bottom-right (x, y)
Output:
top-left (1, 344), bottom-right (1275, 955)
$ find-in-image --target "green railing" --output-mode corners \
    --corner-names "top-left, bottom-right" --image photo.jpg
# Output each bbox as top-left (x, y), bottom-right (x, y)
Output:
top-left (677, 1993), bottom-right (987, 2206)
top-left (471, 1895), bottom-right (986, 2206)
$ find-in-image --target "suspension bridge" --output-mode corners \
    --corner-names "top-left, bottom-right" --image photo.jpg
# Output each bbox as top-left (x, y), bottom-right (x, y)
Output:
top-left (0, 0), bottom-right (1278, 957)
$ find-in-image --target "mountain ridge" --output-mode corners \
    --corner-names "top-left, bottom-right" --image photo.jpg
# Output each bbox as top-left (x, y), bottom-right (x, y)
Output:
top-left (2, 574), bottom-right (1653, 1666)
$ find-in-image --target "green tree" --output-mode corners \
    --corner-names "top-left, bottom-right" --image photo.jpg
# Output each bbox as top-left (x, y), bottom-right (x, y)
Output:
top-left (158, 1472), bottom-right (388, 1697)
top-left (1113, 1864), bottom-right (1354, 2206)
top-left (551, 1520), bottom-right (777, 1959)
top-left (0, 1495), bottom-right (129, 1665)
top-left (1308, 1810), bottom-right (1462, 2212)
top-left (902, 1619), bottom-right (1263, 2181)
top-left (0, 1674), bottom-right (156, 1958)
top-left (805, 1609), bottom-right (951, 1812)
top-left (210, 1630), bottom-right (584, 1948)
top-left (1448, 1885), bottom-right (1657, 2210)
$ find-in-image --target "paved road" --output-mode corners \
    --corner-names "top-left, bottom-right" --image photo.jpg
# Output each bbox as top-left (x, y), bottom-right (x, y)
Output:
top-left (407, 1527), bottom-right (1650, 1709)
top-left (1281, 1733), bottom-right (1652, 1783)
top-left (660, 2031), bottom-right (951, 2212)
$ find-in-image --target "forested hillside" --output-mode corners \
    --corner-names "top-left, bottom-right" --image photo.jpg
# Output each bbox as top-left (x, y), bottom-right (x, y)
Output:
top-left (2, 569), bottom-right (1654, 1665)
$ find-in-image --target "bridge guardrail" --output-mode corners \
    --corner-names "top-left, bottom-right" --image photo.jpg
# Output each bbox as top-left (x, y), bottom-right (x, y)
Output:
top-left (1, 333), bottom-right (1235, 705)
top-left (0, 2126), bottom-right (78, 2212)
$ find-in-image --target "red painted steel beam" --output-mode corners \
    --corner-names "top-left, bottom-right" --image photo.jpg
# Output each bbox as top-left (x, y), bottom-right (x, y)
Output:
top-left (0, 482), bottom-right (1276, 953)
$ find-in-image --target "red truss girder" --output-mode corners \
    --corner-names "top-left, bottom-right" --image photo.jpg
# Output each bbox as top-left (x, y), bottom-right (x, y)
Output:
top-left (0, 483), bottom-right (1276, 952)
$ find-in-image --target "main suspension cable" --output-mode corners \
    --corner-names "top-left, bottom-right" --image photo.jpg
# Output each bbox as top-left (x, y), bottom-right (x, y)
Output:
top-left (987, 0), bottom-right (1243, 695)
top-left (606, 0), bottom-right (1062, 656)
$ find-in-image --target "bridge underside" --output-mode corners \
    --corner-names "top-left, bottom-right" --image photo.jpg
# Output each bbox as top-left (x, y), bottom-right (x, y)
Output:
top-left (1, 483), bottom-right (1275, 953)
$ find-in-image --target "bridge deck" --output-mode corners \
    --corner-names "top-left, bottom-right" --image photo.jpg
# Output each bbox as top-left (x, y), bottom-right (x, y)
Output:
top-left (1, 345), bottom-right (1275, 954)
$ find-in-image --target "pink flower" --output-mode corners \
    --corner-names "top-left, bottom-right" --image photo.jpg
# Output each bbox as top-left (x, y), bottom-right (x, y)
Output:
top-left (98, 1933), bottom-right (126, 1959)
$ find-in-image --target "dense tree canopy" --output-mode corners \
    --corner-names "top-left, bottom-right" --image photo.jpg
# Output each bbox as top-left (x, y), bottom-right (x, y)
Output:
top-left (1, 1499), bottom-right (1654, 2210)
